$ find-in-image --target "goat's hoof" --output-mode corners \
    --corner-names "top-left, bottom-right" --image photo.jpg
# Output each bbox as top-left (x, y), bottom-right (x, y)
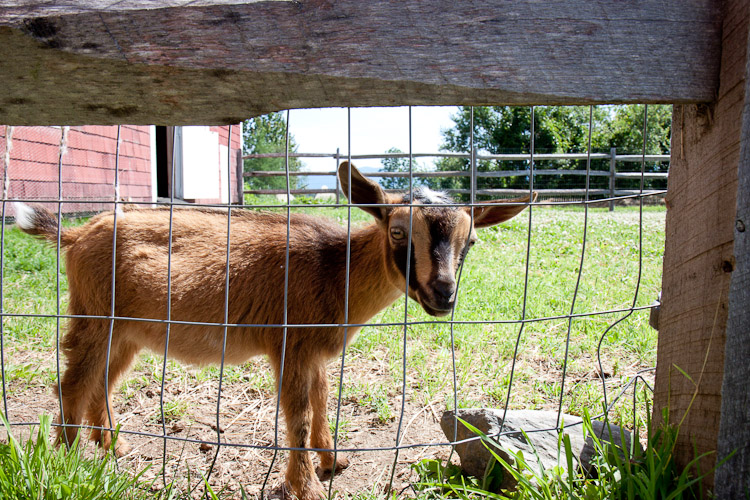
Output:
top-left (327, 455), bottom-right (350, 474)
top-left (286, 478), bottom-right (327, 500)
top-left (317, 454), bottom-right (350, 480)
top-left (109, 436), bottom-right (132, 458)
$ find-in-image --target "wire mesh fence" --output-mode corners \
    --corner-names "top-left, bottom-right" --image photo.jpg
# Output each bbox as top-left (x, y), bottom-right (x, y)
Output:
top-left (0, 105), bottom-right (665, 498)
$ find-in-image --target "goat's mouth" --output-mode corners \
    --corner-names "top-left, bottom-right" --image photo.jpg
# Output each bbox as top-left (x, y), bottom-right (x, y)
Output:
top-left (411, 289), bottom-right (454, 317)
top-left (421, 302), bottom-right (453, 317)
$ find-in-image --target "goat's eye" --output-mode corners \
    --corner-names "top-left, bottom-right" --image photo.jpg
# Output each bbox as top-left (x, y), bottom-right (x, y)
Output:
top-left (390, 228), bottom-right (406, 240)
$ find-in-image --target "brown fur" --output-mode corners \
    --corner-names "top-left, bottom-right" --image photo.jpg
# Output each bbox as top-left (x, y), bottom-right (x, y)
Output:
top-left (16, 162), bottom-right (534, 500)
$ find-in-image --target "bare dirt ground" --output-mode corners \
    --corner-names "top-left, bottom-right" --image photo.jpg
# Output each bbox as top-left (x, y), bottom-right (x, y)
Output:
top-left (4, 348), bottom-right (455, 499)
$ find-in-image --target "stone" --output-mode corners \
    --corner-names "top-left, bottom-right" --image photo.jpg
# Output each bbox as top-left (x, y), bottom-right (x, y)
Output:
top-left (440, 408), bottom-right (639, 488)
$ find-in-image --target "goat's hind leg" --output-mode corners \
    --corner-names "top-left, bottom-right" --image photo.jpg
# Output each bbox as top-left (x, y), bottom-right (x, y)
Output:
top-left (54, 317), bottom-right (106, 450)
top-left (86, 336), bottom-right (139, 457)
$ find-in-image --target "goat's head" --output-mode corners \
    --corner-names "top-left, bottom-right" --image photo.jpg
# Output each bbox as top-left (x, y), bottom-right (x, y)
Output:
top-left (339, 161), bottom-right (536, 317)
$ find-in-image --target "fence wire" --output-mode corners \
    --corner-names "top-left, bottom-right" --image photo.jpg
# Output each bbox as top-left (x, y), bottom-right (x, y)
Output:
top-left (0, 106), bottom-right (663, 498)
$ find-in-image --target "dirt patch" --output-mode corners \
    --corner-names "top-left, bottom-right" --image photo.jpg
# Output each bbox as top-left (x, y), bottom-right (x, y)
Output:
top-left (3, 349), bottom-right (455, 499)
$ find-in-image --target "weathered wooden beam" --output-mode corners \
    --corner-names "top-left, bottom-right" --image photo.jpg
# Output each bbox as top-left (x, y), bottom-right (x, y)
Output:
top-left (714, 6), bottom-right (750, 495)
top-left (653, 0), bottom-right (747, 492)
top-left (0, 0), bottom-right (721, 125)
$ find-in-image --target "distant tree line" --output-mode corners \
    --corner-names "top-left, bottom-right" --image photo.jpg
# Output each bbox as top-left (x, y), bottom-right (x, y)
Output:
top-left (394, 105), bottom-right (671, 197)
top-left (243, 106), bottom-right (671, 196)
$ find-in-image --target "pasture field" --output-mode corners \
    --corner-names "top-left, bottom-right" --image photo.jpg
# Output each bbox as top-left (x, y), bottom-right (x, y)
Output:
top-left (0, 202), bottom-right (665, 497)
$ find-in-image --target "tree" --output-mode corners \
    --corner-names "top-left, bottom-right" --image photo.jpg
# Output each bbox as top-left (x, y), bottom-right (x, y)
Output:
top-left (595, 104), bottom-right (672, 191)
top-left (431, 105), bottom-right (671, 196)
top-left (243, 112), bottom-right (305, 191)
top-left (379, 147), bottom-right (426, 190)
top-left (597, 104), bottom-right (672, 155)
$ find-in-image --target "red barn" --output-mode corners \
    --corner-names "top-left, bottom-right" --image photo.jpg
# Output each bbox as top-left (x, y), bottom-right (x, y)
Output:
top-left (0, 125), bottom-right (243, 216)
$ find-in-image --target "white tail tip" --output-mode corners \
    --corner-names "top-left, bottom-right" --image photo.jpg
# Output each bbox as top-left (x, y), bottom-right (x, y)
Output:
top-left (13, 202), bottom-right (35, 230)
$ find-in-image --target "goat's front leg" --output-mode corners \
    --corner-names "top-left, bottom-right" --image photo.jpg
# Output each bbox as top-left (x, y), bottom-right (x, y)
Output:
top-left (311, 363), bottom-right (349, 476)
top-left (274, 356), bottom-right (326, 500)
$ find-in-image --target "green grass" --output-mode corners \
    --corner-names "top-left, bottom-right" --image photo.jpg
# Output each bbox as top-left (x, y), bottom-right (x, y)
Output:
top-left (152, 397), bottom-right (190, 424)
top-left (1, 216), bottom-right (93, 352)
top-left (0, 413), bottom-right (247, 500)
top-left (0, 414), bottom-right (153, 500)
top-left (339, 381), bottom-right (395, 424)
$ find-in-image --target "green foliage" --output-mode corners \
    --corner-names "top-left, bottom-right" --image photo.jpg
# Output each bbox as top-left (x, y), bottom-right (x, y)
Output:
top-left (0, 414), bottom-right (151, 500)
top-left (597, 105), bottom-right (672, 192)
top-left (242, 112), bottom-right (305, 190)
top-left (597, 105), bottom-right (672, 155)
top-left (0, 413), bottom-right (247, 499)
top-left (412, 410), bottom-right (726, 500)
top-left (379, 147), bottom-right (427, 190)
top-left (431, 105), bottom-right (672, 197)
top-left (413, 457), bottom-right (506, 498)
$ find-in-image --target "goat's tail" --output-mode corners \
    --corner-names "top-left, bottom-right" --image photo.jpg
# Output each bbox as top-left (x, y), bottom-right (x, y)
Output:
top-left (13, 203), bottom-right (77, 247)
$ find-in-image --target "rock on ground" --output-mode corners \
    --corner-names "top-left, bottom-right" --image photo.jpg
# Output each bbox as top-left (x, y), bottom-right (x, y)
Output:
top-left (440, 408), bottom-right (639, 489)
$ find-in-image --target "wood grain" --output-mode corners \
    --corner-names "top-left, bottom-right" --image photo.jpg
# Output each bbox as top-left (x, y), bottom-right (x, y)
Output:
top-left (0, 0), bottom-right (722, 125)
top-left (714, 3), bottom-right (750, 493)
top-left (653, 0), bottom-right (747, 491)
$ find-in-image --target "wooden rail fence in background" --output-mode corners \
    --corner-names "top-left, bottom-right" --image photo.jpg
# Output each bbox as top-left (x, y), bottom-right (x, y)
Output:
top-left (242, 148), bottom-right (669, 210)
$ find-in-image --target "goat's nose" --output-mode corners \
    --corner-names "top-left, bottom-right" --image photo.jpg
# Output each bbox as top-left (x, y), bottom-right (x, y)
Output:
top-left (434, 280), bottom-right (456, 301)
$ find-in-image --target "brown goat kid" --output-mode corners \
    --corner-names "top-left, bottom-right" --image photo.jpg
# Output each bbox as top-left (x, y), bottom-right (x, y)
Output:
top-left (16, 162), bottom-right (534, 500)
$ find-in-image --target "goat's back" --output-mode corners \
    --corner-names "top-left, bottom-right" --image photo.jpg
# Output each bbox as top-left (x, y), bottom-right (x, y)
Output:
top-left (59, 207), bottom-right (354, 360)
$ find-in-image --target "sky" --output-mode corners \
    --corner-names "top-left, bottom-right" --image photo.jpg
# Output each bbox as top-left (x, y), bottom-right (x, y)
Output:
top-left (285, 106), bottom-right (459, 189)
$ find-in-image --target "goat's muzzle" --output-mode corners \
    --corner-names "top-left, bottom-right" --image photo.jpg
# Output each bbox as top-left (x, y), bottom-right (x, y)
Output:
top-left (416, 279), bottom-right (457, 317)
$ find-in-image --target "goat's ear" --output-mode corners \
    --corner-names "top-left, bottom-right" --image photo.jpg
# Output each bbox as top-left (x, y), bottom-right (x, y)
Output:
top-left (338, 161), bottom-right (388, 221)
top-left (469, 192), bottom-right (538, 228)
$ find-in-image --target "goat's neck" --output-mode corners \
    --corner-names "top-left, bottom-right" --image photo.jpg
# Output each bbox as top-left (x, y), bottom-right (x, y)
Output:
top-left (345, 224), bottom-right (403, 325)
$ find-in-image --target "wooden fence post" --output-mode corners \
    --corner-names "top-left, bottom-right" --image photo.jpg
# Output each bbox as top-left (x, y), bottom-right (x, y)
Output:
top-left (653, 1), bottom-right (747, 494)
top-left (471, 146), bottom-right (478, 201)
top-left (335, 148), bottom-right (341, 205)
top-left (609, 147), bottom-right (616, 211)
top-left (236, 147), bottom-right (244, 206)
top-left (714, 8), bottom-right (750, 495)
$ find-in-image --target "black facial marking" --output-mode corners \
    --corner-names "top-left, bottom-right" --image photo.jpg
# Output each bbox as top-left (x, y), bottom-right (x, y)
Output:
top-left (428, 213), bottom-right (453, 258)
top-left (391, 241), bottom-right (417, 288)
top-left (427, 210), bottom-right (459, 281)
top-left (390, 185), bottom-right (458, 302)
